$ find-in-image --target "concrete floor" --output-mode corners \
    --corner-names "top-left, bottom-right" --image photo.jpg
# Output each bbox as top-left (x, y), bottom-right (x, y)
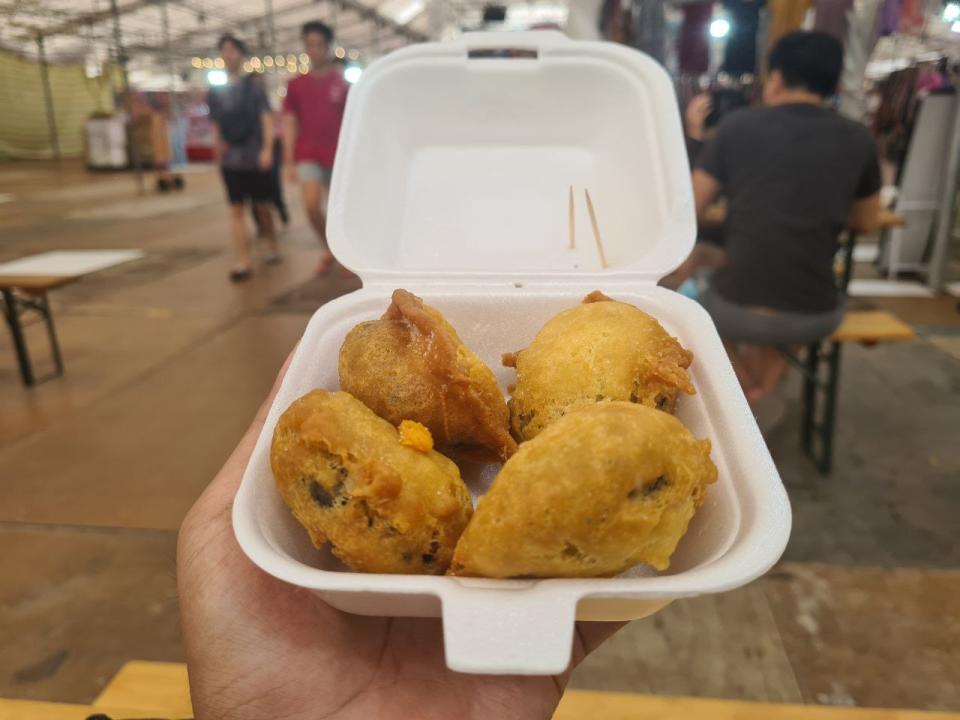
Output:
top-left (1, 161), bottom-right (958, 710)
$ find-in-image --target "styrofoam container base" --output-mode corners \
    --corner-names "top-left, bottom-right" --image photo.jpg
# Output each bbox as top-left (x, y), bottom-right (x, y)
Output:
top-left (233, 32), bottom-right (790, 676)
top-left (234, 284), bottom-right (790, 675)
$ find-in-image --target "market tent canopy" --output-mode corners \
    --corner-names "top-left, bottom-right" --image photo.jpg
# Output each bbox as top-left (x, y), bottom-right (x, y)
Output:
top-left (0, 0), bottom-right (499, 65)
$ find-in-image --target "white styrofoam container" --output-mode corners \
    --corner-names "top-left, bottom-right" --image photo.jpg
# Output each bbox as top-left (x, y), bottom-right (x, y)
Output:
top-left (233, 31), bottom-right (791, 676)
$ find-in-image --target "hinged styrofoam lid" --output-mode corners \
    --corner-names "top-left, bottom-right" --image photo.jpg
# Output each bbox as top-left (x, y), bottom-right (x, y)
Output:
top-left (327, 31), bottom-right (695, 284)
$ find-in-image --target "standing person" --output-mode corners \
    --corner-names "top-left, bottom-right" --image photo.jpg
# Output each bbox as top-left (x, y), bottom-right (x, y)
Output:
top-left (252, 113), bottom-right (290, 235)
top-left (283, 21), bottom-right (349, 275)
top-left (208, 34), bottom-right (280, 282)
top-left (692, 31), bottom-right (881, 403)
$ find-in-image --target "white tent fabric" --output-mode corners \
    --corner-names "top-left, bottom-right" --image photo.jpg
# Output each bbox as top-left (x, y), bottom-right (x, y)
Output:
top-left (0, 0), bottom-right (486, 65)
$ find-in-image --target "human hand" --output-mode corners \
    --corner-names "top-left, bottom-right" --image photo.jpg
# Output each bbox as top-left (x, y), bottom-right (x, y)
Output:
top-left (285, 163), bottom-right (298, 184)
top-left (685, 93), bottom-right (713, 141)
top-left (258, 148), bottom-right (272, 172)
top-left (177, 352), bottom-right (622, 720)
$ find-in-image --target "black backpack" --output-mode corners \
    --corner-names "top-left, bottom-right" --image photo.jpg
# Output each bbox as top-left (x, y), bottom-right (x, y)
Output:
top-left (210, 75), bottom-right (259, 146)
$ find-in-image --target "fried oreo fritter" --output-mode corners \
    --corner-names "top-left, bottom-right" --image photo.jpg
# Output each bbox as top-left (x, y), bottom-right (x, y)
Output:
top-left (271, 389), bottom-right (473, 574)
top-left (504, 291), bottom-right (695, 441)
top-left (339, 289), bottom-right (516, 462)
top-left (450, 402), bottom-right (716, 578)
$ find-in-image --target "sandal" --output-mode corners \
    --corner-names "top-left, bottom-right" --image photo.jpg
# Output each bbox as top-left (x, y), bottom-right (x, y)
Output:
top-left (229, 267), bottom-right (253, 282)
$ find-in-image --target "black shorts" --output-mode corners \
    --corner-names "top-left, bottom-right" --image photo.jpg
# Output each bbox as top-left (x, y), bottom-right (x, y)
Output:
top-left (221, 168), bottom-right (272, 205)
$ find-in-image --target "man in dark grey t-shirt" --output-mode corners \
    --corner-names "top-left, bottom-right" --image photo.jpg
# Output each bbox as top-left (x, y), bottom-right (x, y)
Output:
top-left (693, 31), bottom-right (881, 404)
top-left (208, 34), bottom-right (279, 282)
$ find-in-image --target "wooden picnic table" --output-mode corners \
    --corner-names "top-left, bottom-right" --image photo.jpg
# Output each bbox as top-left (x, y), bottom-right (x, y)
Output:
top-left (0, 274), bottom-right (81, 386)
top-left (1, 249), bottom-right (143, 387)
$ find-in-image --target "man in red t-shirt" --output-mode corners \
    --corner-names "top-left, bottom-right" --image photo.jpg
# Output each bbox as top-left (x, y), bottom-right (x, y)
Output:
top-left (283, 21), bottom-right (348, 274)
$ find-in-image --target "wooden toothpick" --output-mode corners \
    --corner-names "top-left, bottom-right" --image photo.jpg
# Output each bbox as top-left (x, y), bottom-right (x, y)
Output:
top-left (568, 185), bottom-right (575, 250)
top-left (584, 188), bottom-right (608, 269)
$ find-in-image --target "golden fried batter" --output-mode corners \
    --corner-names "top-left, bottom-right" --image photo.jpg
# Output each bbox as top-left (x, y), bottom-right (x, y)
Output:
top-left (505, 291), bottom-right (695, 441)
top-left (271, 389), bottom-right (473, 574)
top-left (449, 402), bottom-right (716, 578)
top-left (339, 289), bottom-right (517, 462)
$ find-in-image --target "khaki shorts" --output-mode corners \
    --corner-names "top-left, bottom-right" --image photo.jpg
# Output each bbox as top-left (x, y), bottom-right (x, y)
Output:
top-left (297, 162), bottom-right (333, 184)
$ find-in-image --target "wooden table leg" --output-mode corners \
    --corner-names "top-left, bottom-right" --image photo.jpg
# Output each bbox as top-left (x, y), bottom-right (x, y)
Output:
top-left (36, 291), bottom-right (64, 377)
top-left (818, 341), bottom-right (843, 475)
top-left (1, 288), bottom-right (35, 386)
top-left (801, 342), bottom-right (820, 455)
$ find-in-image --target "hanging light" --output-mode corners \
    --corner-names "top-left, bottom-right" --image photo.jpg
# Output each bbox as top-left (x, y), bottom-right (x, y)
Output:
top-left (334, 46), bottom-right (346, 59)
top-left (243, 61), bottom-right (253, 72)
top-left (251, 57), bottom-right (262, 68)
top-left (344, 64), bottom-right (363, 84)
top-left (214, 57), bottom-right (224, 68)
top-left (202, 57), bottom-right (214, 68)
top-left (300, 65), bottom-right (309, 74)
top-left (264, 56), bottom-right (274, 67)
top-left (275, 54), bottom-right (285, 65)
top-left (286, 54), bottom-right (297, 64)
top-left (709, 18), bottom-right (731, 38)
top-left (207, 69), bottom-right (228, 86)
top-left (191, 57), bottom-right (203, 68)
top-left (299, 53), bottom-right (309, 64)
top-left (347, 49), bottom-right (359, 60)
top-left (943, 2), bottom-right (960, 21)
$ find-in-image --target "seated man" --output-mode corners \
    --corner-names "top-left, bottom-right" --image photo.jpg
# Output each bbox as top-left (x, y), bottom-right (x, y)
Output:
top-left (662, 88), bottom-right (750, 291)
top-left (693, 31), bottom-right (881, 404)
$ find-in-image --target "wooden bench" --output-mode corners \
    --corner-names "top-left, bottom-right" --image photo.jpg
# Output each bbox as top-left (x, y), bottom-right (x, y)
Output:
top-left (0, 275), bottom-right (79, 386)
top-left (798, 310), bottom-right (915, 474)
top-left (4, 660), bottom-right (958, 719)
top-left (796, 211), bottom-right (915, 474)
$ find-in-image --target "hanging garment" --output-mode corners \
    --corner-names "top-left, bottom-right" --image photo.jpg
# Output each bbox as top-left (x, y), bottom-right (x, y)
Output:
top-left (873, 65), bottom-right (920, 168)
top-left (678, 1), bottom-right (714, 75)
top-left (878, 0), bottom-right (900, 35)
top-left (838, 0), bottom-right (882, 120)
top-left (722, 0), bottom-right (765, 75)
top-left (766, 0), bottom-right (812, 50)
top-left (917, 66), bottom-right (947, 94)
top-left (630, 0), bottom-right (667, 64)
top-left (813, 0), bottom-right (853, 42)
top-left (898, 0), bottom-right (924, 34)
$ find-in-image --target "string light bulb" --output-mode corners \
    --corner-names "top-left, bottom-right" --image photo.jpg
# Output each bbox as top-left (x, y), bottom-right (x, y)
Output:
top-left (709, 18), bottom-right (731, 38)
